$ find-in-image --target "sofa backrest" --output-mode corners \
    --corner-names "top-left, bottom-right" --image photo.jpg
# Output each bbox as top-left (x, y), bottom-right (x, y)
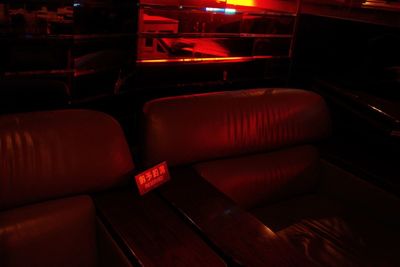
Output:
top-left (144, 88), bottom-right (331, 167)
top-left (0, 109), bottom-right (134, 210)
top-left (0, 109), bottom-right (134, 267)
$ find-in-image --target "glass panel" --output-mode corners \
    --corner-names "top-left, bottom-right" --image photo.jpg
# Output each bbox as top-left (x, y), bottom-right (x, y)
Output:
top-left (74, 0), bottom-right (135, 34)
top-left (137, 36), bottom-right (291, 60)
top-left (137, 0), bottom-right (298, 63)
top-left (300, 0), bottom-right (400, 26)
top-left (141, 7), bottom-right (294, 34)
top-left (1, 1), bottom-right (74, 35)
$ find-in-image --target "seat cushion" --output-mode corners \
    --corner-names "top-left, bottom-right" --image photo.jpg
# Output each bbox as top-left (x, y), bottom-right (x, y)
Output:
top-left (0, 110), bottom-right (134, 210)
top-left (0, 196), bottom-right (97, 267)
top-left (144, 88), bottom-right (331, 166)
top-left (252, 194), bottom-right (400, 267)
top-left (195, 145), bottom-right (320, 209)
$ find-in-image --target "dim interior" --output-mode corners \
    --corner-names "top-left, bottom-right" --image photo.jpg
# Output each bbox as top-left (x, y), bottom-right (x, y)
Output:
top-left (0, 0), bottom-right (399, 267)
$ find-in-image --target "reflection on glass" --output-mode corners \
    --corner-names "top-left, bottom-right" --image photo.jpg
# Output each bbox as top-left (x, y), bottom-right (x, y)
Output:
top-left (138, 36), bottom-right (291, 60)
top-left (1, 1), bottom-right (73, 35)
top-left (137, 0), bottom-right (297, 63)
top-left (74, 0), bottom-right (135, 34)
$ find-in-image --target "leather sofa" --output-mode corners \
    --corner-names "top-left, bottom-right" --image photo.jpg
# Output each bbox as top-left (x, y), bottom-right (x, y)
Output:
top-left (0, 110), bottom-right (133, 267)
top-left (143, 88), bottom-right (400, 267)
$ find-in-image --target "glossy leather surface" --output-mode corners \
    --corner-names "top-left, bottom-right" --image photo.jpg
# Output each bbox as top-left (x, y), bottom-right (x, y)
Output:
top-left (0, 110), bottom-right (134, 210)
top-left (195, 145), bottom-right (320, 209)
top-left (144, 88), bottom-right (400, 266)
top-left (0, 196), bottom-right (97, 267)
top-left (144, 88), bottom-right (330, 166)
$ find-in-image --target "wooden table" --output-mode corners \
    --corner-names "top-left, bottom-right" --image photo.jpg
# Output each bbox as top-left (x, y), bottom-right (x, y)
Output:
top-left (159, 167), bottom-right (316, 267)
top-left (93, 188), bottom-right (226, 267)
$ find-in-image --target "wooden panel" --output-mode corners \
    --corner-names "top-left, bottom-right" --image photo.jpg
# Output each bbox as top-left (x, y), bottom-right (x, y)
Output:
top-left (159, 167), bottom-right (316, 267)
top-left (93, 189), bottom-right (226, 267)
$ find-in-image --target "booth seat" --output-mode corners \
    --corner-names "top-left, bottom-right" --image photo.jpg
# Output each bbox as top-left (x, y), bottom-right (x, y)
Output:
top-left (143, 88), bottom-right (400, 267)
top-left (0, 110), bottom-right (133, 267)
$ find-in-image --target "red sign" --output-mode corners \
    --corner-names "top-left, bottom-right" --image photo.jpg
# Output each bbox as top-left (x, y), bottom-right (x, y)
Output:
top-left (135, 161), bottom-right (170, 195)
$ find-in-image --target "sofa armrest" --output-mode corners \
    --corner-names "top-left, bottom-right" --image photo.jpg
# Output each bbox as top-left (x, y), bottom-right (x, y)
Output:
top-left (159, 167), bottom-right (316, 267)
top-left (93, 189), bottom-right (224, 267)
top-left (319, 160), bottom-right (400, 226)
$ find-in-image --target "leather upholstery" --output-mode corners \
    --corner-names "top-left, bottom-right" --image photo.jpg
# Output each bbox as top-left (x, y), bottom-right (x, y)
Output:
top-left (0, 196), bottom-right (97, 267)
top-left (144, 88), bottom-right (400, 266)
top-left (195, 145), bottom-right (320, 209)
top-left (144, 88), bottom-right (331, 166)
top-left (0, 110), bottom-right (134, 267)
top-left (0, 110), bottom-right (134, 210)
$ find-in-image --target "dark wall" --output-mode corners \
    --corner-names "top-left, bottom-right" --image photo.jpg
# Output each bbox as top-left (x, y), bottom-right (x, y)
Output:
top-left (293, 14), bottom-right (400, 98)
top-left (291, 13), bottom-right (400, 193)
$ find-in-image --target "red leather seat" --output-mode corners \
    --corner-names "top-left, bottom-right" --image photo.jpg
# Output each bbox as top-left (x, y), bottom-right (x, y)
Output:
top-left (143, 88), bottom-right (400, 267)
top-left (0, 110), bottom-right (133, 267)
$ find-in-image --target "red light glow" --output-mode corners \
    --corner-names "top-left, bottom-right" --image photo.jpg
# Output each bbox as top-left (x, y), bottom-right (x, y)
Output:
top-left (138, 57), bottom-right (243, 63)
top-left (226, 0), bottom-right (297, 12)
top-left (137, 55), bottom-right (275, 64)
top-left (135, 161), bottom-right (170, 195)
top-left (227, 0), bottom-right (255, 6)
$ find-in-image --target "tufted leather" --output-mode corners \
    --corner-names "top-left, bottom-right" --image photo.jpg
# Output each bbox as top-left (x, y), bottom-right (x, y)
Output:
top-left (0, 196), bottom-right (97, 267)
top-left (144, 88), bottom-right (331, 166)
top-left (0, 110), bottom-right (134, 210)
top-left (195, 145), bottom-right (320, 209)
